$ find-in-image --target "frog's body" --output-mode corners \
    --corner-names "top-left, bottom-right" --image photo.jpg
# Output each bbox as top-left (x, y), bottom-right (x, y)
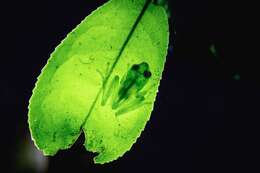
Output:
top-left (101, 62), bottom-right (152, 116)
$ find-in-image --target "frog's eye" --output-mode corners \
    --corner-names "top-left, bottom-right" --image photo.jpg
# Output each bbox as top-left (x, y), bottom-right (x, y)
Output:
top-left (143, 70), bottom-right (152, 78)
top-left (131, 64), bottom-right (139, 71)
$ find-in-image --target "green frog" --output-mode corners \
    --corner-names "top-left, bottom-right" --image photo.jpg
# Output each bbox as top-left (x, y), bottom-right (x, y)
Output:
top-left (101, 62), bottom-right (152, 116)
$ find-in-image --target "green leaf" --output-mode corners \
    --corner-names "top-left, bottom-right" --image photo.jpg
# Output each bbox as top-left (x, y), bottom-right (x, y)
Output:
top-left (28, 0), bottom-right (169, 164)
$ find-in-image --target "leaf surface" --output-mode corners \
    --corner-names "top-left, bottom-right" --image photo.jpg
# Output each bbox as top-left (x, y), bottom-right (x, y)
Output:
top-left (28, 0), bottom-right (169, 164)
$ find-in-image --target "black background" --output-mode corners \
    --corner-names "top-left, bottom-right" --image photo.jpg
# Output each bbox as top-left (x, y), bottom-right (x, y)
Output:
top-left (2, 0), bottom-right (258, 172)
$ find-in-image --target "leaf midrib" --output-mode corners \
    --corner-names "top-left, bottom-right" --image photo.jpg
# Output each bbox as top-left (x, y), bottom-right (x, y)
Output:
top-left (80, 0), bottom-right (152, 129)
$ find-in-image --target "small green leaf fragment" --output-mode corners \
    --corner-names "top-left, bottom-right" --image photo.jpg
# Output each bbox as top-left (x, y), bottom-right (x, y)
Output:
top-left (210, 44), bottom-right (217, 57)
top-left (233, 73), bottom-right (241, 81)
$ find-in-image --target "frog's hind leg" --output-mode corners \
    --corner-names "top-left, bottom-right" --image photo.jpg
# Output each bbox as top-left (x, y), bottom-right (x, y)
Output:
top-left (115, 97), bottom-right (150, 116)
top-left (115, 84), bottom-right (155, 116)
top-left (115, 95), bottom-right (149, 116)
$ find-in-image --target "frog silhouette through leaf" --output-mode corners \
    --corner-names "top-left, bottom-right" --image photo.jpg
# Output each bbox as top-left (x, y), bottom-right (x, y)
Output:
top-left (101, 62), bottom-right (152, 116)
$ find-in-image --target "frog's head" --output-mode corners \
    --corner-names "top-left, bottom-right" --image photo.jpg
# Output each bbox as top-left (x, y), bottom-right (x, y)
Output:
top-left (131, 62), bottom-right (152, 79)
top-left (130, 62), bottom-right (152, 90)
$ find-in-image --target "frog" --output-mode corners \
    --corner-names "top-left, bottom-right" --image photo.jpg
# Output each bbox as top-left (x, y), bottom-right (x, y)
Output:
top-left (100, 62), bottom-right (152, 116)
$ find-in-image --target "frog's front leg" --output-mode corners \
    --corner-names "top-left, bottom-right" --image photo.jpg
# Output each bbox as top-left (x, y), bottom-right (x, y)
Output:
top-left (101, 75), bottom-right (119, 106)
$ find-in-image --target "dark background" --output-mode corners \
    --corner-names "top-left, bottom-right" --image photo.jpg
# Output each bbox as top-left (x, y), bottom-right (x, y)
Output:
top-left (2, 0), bottom-right (258, 172)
